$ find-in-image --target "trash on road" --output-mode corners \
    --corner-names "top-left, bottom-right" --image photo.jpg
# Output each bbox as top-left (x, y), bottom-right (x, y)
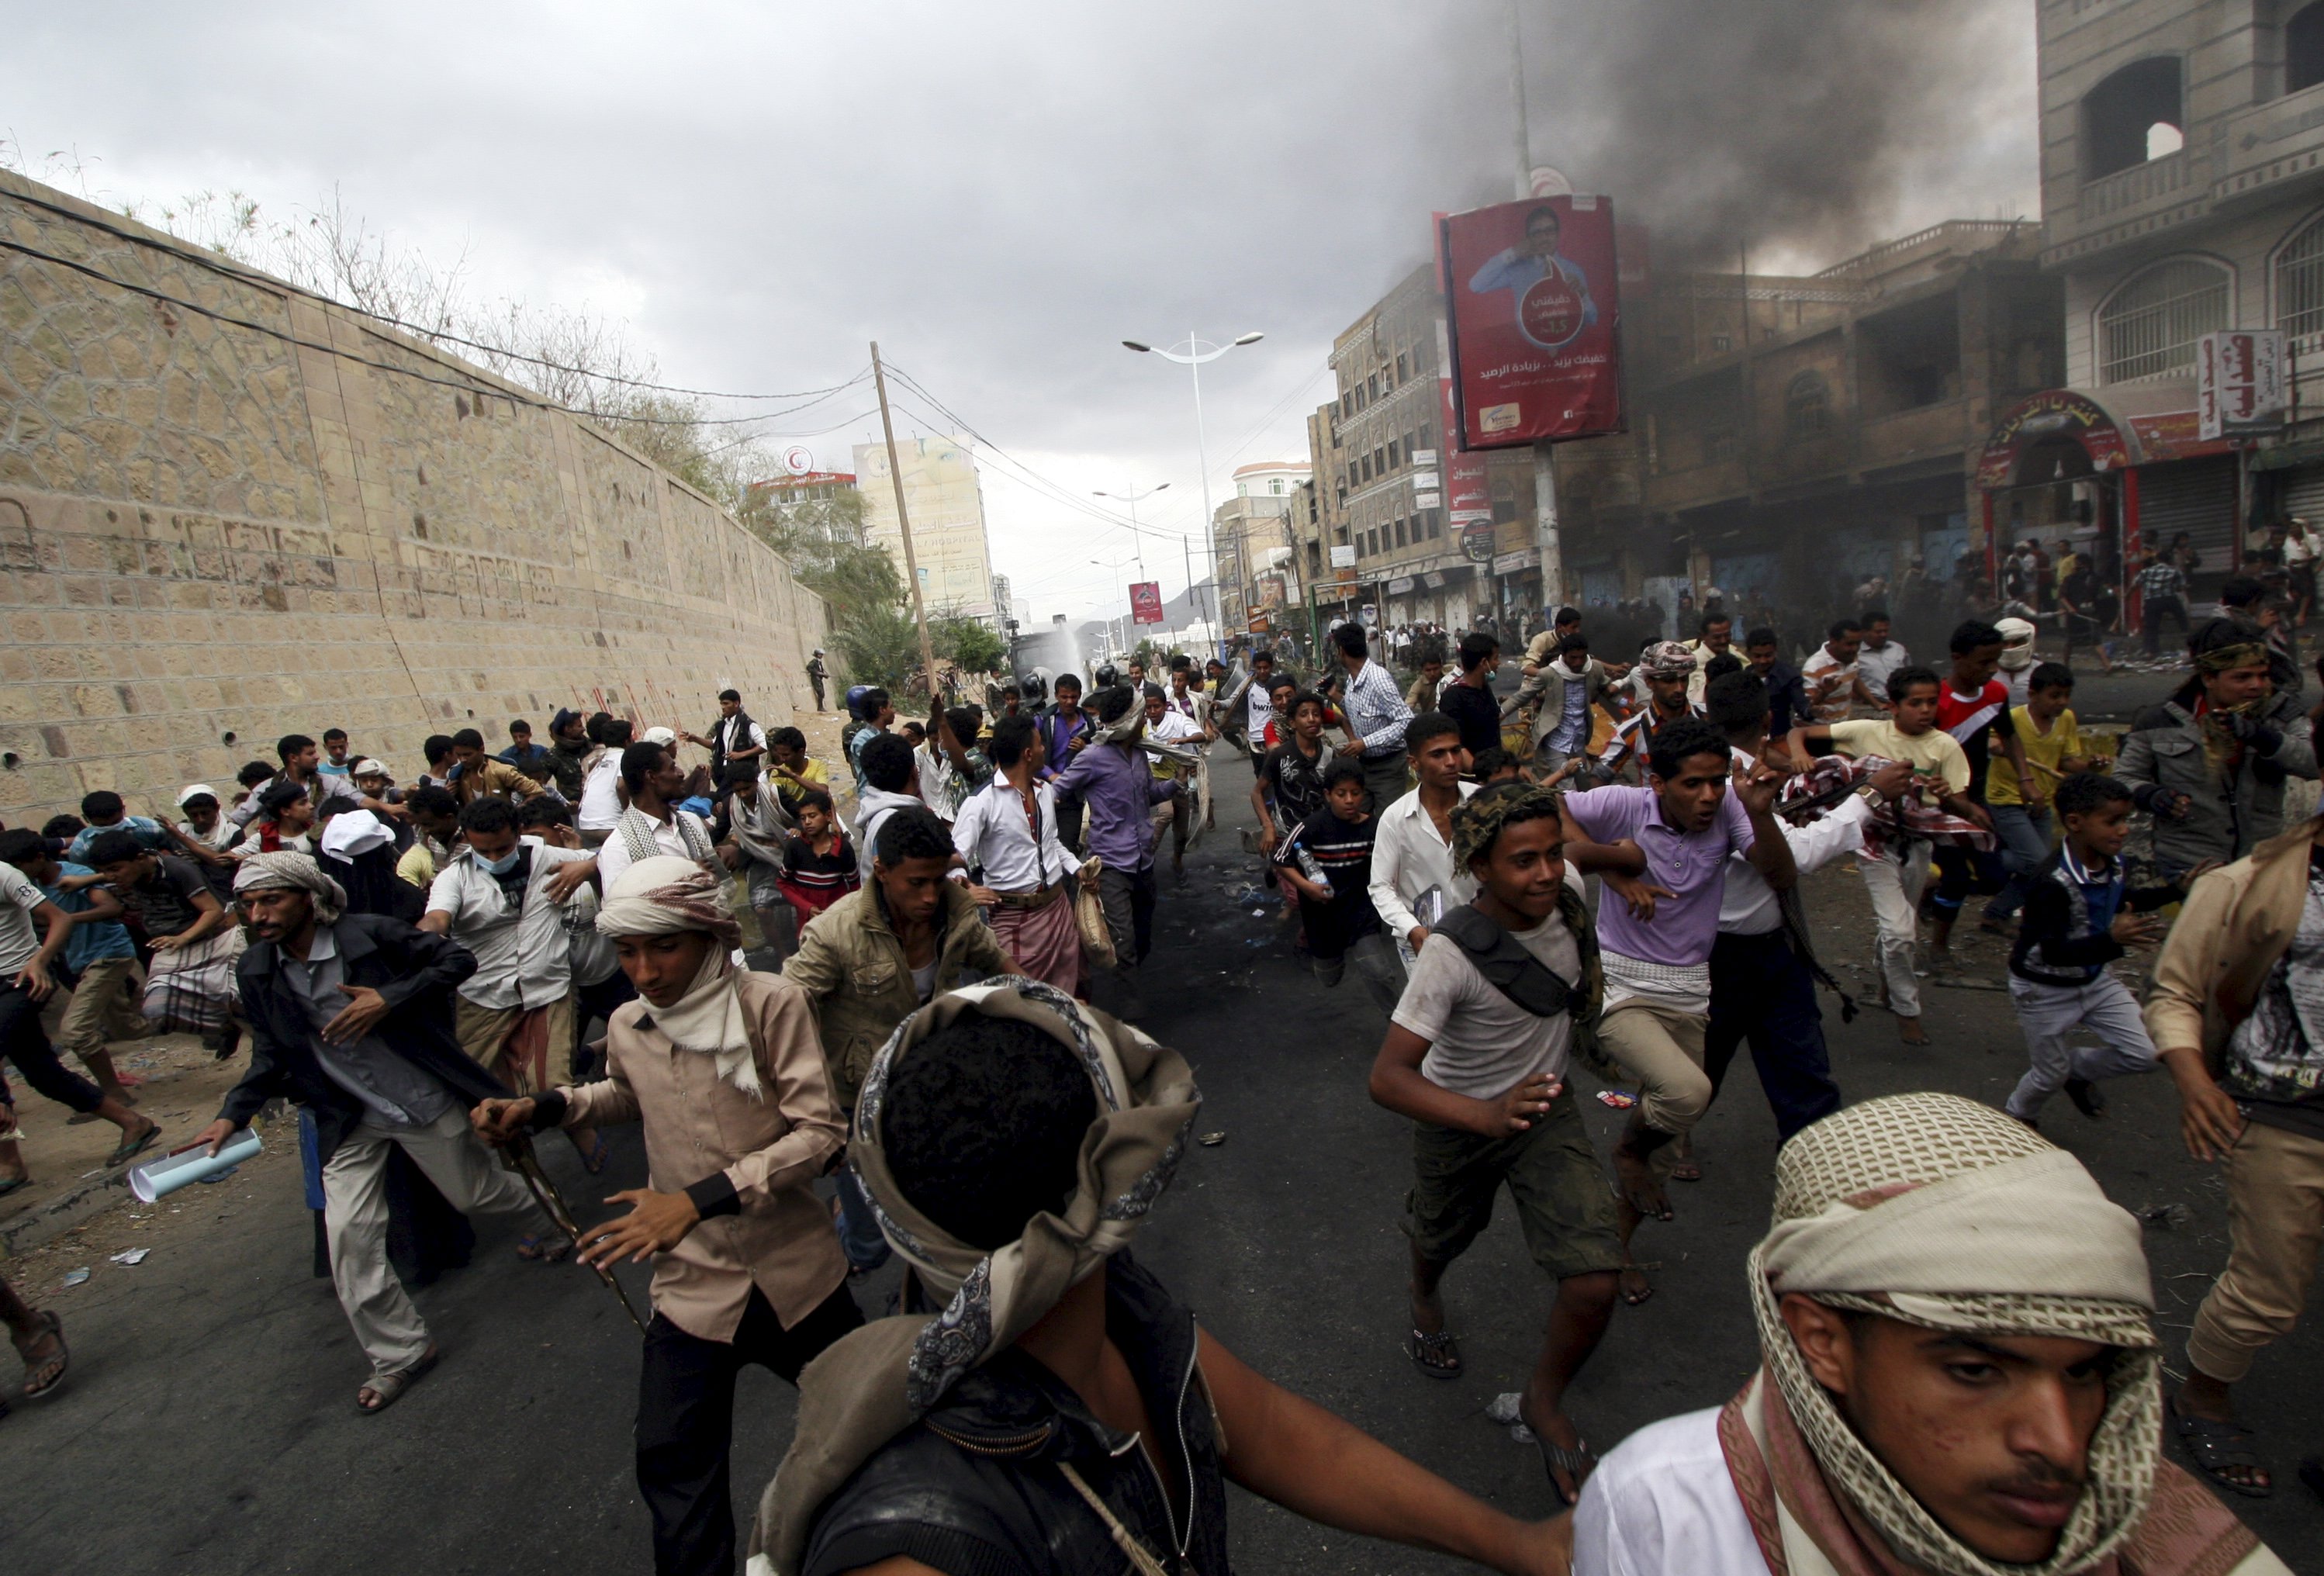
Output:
top-left (1198, 1131), bottom-right (1228, 1147)
top-left (1596, 1090), bottom-right (1639, 1109)
top-left (109, 1248), bottom-right (150, 1265)
top-left (61, 1267), bottom-right (89, 1287)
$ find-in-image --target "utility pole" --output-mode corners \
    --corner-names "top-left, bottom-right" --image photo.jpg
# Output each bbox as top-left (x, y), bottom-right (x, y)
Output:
top-left (1510, 0), bottom-right (1563, 625)
top-left (870, 340), bottom-right (939, 699)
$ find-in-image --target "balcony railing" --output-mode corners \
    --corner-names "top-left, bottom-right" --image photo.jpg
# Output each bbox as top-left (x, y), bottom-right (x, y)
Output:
top-left (2077, 150), bottom-right (2191, 224)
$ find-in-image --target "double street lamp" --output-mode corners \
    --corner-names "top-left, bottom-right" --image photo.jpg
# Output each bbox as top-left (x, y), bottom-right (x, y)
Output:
top-left (1122, 330), bottom-right (1263, 655)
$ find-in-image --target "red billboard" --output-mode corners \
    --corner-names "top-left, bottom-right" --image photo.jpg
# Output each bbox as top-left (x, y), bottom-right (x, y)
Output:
top-left (1129, 580), bottom-right (1164, 625)
top-left (1439, 195), bottom-right (1625, 449)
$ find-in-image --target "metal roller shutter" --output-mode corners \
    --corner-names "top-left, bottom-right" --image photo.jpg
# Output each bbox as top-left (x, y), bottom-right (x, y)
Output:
top-left (2136, 455), bottom-right (2239, 603)
top-left (2278, 465), bottom-right (2324, 525)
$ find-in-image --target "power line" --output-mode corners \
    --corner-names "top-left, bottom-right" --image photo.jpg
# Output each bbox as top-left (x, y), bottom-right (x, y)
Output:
top-left (1, 184), bottom-right (866, 404)
top-left (0, 233), bottom-right (858, 430)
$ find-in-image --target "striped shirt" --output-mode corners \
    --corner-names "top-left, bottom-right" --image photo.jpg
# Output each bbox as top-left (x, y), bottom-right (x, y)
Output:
top-left (1340, 657), bottom-right (1415, 758)
top-left (2136, 560), bottom-right (2186, 600)
top-left (1596, 701), bottom-right (1707, 777)
top-left (778, 832), bottom-right (861, 918)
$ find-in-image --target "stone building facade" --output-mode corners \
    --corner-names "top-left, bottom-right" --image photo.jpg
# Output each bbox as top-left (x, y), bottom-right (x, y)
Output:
top-left (0, 171), bottom-right (828, 824)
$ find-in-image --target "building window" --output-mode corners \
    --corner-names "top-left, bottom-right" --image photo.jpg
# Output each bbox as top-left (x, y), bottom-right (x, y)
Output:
top-left (2293, 2), bottom-right (2324, 95)
top-left (1340, 392), bottom-right (1353, 417)
top-left (1270, 479), bottom-right (1284, 495)
top-left (1710, 334), bottom-right (1732, 354)
top-left (1785, 372), bottom-right (1832, 436)
top-left (1387, 438), bottom-right (1401, 468)
top-left (2082, 57), bottom-right (2184, 181)
top-left (1394, 518), bottom-right (1407, 548)
top-left (1368, 373), bottom-right (1380, 400)
top-left (1396, 352), bottom-right (1409, 381)
top-left (2097, 257), bottom-right (2229, 382)
top-left (2279, 213), bottom-right (2324, 340)
top-left (1372, 446), bottom-right (1386, 475)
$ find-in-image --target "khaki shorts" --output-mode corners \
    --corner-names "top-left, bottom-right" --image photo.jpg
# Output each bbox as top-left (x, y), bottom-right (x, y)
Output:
top-left (1403, 1092), bottom-right (1621, 1280)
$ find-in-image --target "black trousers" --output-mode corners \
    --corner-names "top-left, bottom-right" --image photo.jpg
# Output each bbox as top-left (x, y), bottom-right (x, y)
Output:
top-left (637, 1282), bottom-right (865, 1576)
top-left (0, 981), bottom-right (102, 1115)
top-left (1703, 931), bottom-right (1840, 1142)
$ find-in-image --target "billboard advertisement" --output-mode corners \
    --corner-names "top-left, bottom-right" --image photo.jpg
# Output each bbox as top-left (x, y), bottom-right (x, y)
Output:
top-left (1129, 580), bottom-right (1164, 625)
top-left (1439, 195), bottom-right (1625, 449)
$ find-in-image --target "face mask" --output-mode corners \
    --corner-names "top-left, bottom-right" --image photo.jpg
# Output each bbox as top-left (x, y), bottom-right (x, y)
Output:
top-left (481, 848), bottom-right (522, 876)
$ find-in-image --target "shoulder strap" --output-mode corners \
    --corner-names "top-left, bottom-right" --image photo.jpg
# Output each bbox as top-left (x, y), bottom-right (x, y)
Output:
top-left (1433, 904), bottom-right (1575, 1019)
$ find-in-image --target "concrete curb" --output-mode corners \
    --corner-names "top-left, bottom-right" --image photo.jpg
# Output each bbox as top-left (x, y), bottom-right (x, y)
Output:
top-left (0, 1166), bottom-right (137, 1259)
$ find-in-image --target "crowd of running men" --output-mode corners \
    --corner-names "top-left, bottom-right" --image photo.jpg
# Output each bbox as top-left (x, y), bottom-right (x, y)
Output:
top-left (0, 610), bottom-right (2312, 1574)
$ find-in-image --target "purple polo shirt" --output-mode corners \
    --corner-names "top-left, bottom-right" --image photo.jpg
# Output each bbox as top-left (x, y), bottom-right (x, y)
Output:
top-left (1564, 783), bottom-right (1754, 968)
top-left (1050, 739), bottom-right (1178, 872)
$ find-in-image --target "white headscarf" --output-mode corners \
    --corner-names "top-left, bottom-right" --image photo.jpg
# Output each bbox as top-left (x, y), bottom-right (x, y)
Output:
top-left (594, 855), bottom-right (757, 1096)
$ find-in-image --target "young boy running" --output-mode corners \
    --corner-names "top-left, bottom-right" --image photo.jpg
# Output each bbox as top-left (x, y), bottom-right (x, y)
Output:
top-left (1273, 756), bottom-right (1399, 1014)
top-left (1926, 620), bottom-right (2037, 963)
top-left (1981, 660), bottom-right (2099, 931)
top-left (2003, 772), bottom-right (2189, 1126)
top-left (1787, 665), bottom-right (1984, 1045)
top-left (773, 790), bottom-right (858, 928)
top-left (1368, 782), bottom-right (1620, 1503)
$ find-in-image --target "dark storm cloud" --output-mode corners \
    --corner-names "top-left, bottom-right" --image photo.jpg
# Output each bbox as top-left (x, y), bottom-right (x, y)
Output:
top-left (1, 0), bottom-right (2032, 609)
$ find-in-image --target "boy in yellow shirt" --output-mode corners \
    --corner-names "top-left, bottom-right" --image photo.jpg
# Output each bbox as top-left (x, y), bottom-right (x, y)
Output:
top-left (1979, 662), bottom-right (2100, 933)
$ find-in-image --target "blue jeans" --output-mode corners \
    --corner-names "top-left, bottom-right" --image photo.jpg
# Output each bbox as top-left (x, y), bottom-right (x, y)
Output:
top-left (1982, 805), bottom-right (2054, 922)
top-left (832, 1152), bottom-right (891, 1272)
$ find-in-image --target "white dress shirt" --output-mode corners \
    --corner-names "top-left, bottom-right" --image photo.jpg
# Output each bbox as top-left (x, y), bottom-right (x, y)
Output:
top-left (1572, 1408), bottom-right (1764, 1576)
top-left (424, 838), bottom-right (597, 1010)
top-left (595, 808), bottom-right (715, 890)
top-left (953, 776), bottom-right (1077, 893)
top-left (1717, 748), bottom-right (1873, 935)
top-left (1368, 782), bottom-right (1479, 941)
top-left (578, 754), bottom-right (624, 831)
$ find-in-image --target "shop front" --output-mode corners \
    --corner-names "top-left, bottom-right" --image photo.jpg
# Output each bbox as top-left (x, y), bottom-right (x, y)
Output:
top-left (1976, 386), bottom-right (2241, 617)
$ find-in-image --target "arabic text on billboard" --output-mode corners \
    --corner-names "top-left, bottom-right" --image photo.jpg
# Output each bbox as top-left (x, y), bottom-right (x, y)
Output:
top-left (1439, 195), bottom-right (1625, 450)
top-left (1129, 581), bottom-right (1165, 625)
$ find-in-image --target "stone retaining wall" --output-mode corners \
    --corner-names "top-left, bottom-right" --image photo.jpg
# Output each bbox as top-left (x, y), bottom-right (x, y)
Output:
top-left (0, 170), bottom-right (826, 823)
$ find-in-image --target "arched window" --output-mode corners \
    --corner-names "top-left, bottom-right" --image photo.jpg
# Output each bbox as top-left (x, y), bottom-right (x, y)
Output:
top-left (2082, 57), bottom-right (2184, 180)
top-left (2279, 213), bottom-right (2324, 340)
top-left (1785, 372), bottom-right (1831, 437)
top-left (2097, 259), bottom-right (2229, 382)
top-left (2292, 2), bottom-right (2324, 95)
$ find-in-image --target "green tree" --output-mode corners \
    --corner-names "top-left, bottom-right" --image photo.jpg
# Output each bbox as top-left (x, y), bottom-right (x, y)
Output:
top-left (935, 614), bottom-right (1007, 677)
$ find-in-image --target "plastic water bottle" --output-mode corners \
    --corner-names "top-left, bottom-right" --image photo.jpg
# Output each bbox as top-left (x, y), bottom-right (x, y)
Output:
top-left (1295, 845), bottom-right (1333, 895)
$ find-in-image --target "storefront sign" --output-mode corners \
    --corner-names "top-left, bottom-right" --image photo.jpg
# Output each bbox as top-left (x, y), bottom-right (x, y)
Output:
top-left (1423, 571), bottom-right (1447, 589)
top-left (1387, 575), bottom-right (1417, 595)
top-left (1975, 390), bottom-right (2133, 490)
top-left (1494, 548), bottom-right (1541, 575)
top-left (1329, 544), bottom-right (1357, 569)
top-left (1461, 519), bottom-right (1496, 563)
top-left (2198, 330), bottom-right (2286, 440)
top-left (1129, 581), bottom-right (1164, 625)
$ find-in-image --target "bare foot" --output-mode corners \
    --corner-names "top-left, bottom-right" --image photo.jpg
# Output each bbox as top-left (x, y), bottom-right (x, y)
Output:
top-left (1618, 1264), bottom-right (1655, 1306)
top-left (1612, 1146), bottom-right (1672, 1221)
top-left (1898, 1016), bottom-right (1929, 1045)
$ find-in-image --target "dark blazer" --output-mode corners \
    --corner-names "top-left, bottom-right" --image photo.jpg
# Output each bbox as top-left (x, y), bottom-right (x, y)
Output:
top-left (217, 914), bottom-right (497, 1162)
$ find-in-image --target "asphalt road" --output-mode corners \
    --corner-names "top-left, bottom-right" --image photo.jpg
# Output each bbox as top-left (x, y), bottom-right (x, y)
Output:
top-left (6, 747), bottom-right (2322, 1576)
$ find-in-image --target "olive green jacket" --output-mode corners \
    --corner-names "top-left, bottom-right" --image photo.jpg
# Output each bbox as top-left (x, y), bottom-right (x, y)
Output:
top-left (780, 881), bottom-right (1017, 1109)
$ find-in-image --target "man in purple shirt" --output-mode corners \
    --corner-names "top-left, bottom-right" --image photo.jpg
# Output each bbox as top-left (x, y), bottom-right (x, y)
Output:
top-left (1558, 716), bottom-right (1792, 1295)
top-left (1033, 673), bottom-right (1089, 849)
top-left (1050, 683), bottom-right (1181, 1014)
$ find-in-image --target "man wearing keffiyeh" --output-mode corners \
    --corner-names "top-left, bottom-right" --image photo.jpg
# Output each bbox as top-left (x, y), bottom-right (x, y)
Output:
top-left (1572, 1093), bottom-right (2288, 1576)
top-left (754, 980), bottom-right (1578, 1576)
top-left (473, 855), bottom-right (862, 1576)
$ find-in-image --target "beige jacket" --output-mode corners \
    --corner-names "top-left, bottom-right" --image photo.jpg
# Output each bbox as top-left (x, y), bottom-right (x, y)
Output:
top-left (780, 882), bottom-right (1018, 1109)
top-left (2144, 817), bottom-right (2324, 1069)
top-left (451, 758), bottom-right (543, 804)
top-left (559, 969), bottom-right (846, 1340)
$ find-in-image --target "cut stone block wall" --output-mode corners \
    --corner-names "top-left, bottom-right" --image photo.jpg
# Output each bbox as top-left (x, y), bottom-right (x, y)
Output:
top-left (0, 171), bottom-right (827, 824)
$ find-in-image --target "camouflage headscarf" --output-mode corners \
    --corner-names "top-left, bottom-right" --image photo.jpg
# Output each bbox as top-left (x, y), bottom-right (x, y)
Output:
top-left (1638, 639), bottom-right (1696, 679)
top-left (1450, 779), bottom-right (1563, 869)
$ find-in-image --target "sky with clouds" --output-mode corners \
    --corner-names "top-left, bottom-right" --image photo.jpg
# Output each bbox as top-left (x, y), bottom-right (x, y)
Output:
top-left (2, 0), bottom-right (2039, 625)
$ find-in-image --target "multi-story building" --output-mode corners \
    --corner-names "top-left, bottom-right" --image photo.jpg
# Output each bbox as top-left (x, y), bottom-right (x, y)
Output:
top-left (1213, 459), bottom-right (1310, 636)
top-left (1969, 0), bottom-right (2324, 610)
top-left (1311, 264), bottom-right (1548, 634)
top-left (852, 434), bottom-right (998, 619)
top-left (1550, 222), bottom-right (2063, 636)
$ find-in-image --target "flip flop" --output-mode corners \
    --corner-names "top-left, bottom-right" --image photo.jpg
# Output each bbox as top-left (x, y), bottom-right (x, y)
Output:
top-left (1528, 1429), bottom-right (1596, 1509)
top-left (0, 1177), bottom-right (31, 1199)
top-left (2170, 1399), bottom-right (2273, 1498)
top-left (357, 1345), bottom-right (440, 1415)
top-left (516, 1234), bottom-right (572, 1263)
top-left (1406, 1327), bottom-right (1462, 1380)
top-left (105, 1125), bottom-right (161, 1168)
top-left (16, 1310), bottom-right (67, 1398)
top-left (576, 1132), bottom-right (611, 1176)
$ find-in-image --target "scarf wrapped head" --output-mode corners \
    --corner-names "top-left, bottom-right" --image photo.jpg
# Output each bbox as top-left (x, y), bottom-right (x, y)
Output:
top-left (1742, 1094), bottom-right (2160, 1576)
top-left (233, 851), bottom-right (347, 925)
top-left (1640, 639), bottom-right (1696, 679)
top-left (1451, 779), bottom-right (1564, 869)
top-left (1084, 683), bottom-right (1146, 746)
top-left (594, 856), bottom-right (756, 1094)
top-left (752, 980), bottom-right (1200, 1575)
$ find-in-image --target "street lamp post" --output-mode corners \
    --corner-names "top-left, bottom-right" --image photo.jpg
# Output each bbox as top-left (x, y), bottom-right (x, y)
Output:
top-left (1122, 330), bottom-right (1262, 658)
top-left (1091, 482), bottom-right (1167, 584)
top-left (1088, 555), bottom-right (1134, 661)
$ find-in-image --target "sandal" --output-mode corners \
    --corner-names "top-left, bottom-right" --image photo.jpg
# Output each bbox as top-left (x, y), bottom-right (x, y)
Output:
top-left (0, 1177), bottom-right (31, 1199)
top-left (105, 1123), bottom-right (161, 1169)
top-left (516, 1234), bottom-right (572, 1263)
top-left (2171, 1399), bottom-right (2272, 1498)
top-left (1528, 1428), bottom-right (1597, 1509)
top-left (576, 1132), bottom-right (610, 1176)
top-left (1406, 1327), bottom-right (1462, 1380)
top-left (16, 1310), bottom-right (67, 1398)
top-left (357, 1345), bottom-right (440, 1415)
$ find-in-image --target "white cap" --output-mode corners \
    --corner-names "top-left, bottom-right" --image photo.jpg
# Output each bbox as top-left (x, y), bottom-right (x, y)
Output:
top-left (320, 809), bottom-right (393, 859)
top-left (176, 783), bottom-right (219, 807)
top-left (641, 726), bottom-right (679, 748)
top-left (351, 758), bottom-right (389, 778)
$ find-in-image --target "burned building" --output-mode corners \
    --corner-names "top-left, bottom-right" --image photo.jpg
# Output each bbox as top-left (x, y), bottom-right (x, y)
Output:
top-left (1549, 222), bottom-right (2063, 640)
